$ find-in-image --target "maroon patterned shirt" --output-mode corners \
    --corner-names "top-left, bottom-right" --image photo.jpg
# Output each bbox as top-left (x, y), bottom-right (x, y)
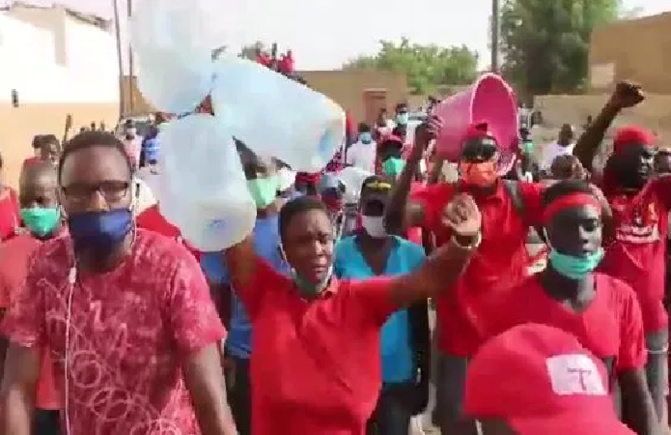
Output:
top-left (1, 229), bottom-right (226, 435)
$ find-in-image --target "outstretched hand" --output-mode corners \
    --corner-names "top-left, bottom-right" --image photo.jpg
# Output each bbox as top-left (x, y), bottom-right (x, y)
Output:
top-left (441, 193), bottom-right (481, 237)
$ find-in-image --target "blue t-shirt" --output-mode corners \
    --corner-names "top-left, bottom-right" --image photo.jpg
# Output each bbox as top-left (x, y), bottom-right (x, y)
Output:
top-left (333, 235), bottom-right (426, 384)
top-left (201, 215), bottom-right (289, 359)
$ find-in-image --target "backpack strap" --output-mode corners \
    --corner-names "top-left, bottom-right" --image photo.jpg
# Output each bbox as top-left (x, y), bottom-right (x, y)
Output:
top-left (502, 180), bottom-right (547, 245)
top-left (502, 179), bottom-right (525, 216)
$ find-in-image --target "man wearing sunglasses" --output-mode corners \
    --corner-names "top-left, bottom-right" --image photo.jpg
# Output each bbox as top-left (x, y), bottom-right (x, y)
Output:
top-left (385, 120), bottom-right (546, 435)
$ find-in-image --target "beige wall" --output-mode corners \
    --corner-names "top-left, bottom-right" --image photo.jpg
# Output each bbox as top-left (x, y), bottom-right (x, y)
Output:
top-left (122, 69), bottom-right (409, 122)
top-left (589, 13), bottom-right (671, 93)
top-left (0, 103), bottom-right (119, 188)
top-left (533, 93), bottom-right (671, 162)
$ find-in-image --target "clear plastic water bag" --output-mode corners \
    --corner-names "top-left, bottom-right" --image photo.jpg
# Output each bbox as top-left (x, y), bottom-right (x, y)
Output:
top-left (130, 0), bottom-right (225, 57)
top-left (157, 113), bottom-right (257, 251)
top-left (136, 49), bottom-right (213, 114)
top-left (210, 55), bottom-right (346, 173)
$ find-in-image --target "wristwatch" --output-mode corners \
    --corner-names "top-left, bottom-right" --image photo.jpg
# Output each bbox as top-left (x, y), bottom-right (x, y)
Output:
top-left (450, 231), bottom-right (482, 250)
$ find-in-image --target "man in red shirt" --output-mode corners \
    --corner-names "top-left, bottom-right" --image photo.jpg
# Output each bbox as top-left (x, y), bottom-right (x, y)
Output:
top-left (222, 193), bottom-right (482, 434)
top-left (574, 82), bottom-right (671, 422)
top-left (465, 323), bottom-right (635, 435)
top-left (0, 131), bottom-right (236, 435)
top-left (22, 135), bottom-right (61, 170)
top-left (477, 180), bottom-right (657, 434)
top-left (385, 120), bottom-right (544, 434)
top-left (0, 162), bottom-right (64, 434)
top-left (0, 150), bottom-right (20, 242)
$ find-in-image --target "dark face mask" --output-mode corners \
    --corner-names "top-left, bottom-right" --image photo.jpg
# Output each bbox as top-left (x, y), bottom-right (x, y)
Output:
top-left (68, 209), bottom-right (133, 253)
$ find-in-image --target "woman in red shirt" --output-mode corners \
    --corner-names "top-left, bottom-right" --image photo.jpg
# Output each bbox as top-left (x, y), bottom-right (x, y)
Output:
top-left (0, 151), bottom-right (20, 242)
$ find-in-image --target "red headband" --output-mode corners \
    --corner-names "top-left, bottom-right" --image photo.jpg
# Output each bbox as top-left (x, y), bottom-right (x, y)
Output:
top-left (542, 193), bottom-right (602, 224)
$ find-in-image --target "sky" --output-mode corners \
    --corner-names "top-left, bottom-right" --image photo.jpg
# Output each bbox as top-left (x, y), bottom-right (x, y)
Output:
top-left (5, 0), bottom-right (671, 70)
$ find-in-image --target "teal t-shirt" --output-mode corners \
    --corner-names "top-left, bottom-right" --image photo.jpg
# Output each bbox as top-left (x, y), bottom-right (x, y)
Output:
top-left (333, 235), bottom-right (426, 384)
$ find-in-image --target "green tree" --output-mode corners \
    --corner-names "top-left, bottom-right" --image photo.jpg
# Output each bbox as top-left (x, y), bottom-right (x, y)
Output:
top-left (500, 0), bottom-right (619, 95)
top-left (343, 38), bottom-right (479, 95)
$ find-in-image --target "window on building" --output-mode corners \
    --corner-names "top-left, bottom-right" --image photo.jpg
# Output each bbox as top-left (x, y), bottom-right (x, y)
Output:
top-left (11, 89), bottom-right (19, 108)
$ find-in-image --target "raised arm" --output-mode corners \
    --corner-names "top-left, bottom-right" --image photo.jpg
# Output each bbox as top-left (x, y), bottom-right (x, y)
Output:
top-left (222, 236), bottom-right (257, 301)
top-left (573, 82), bottom-right (644, 173)
top-left (388, 193), bottom-right (481, 307)
top-left (384, 118), bottom-right (440, 234)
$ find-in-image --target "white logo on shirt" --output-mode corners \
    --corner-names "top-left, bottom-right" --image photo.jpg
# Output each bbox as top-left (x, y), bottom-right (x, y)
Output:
top-left (546, 354), bottom-right (606, 396)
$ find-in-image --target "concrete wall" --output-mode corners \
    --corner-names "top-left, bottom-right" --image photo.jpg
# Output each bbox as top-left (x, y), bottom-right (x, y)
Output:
top-left (0, 6), bottom-right (119, 104)
top-left (589, 12), bottom-right (671, 93)
top-left (533, 93), bottom-right (671, 170)
top-left (0, 103), bottom-right (118, 188)
top-left (0, 5), bottom-right (120, 188)
top-left (123, 69), bottom-right (409, 123)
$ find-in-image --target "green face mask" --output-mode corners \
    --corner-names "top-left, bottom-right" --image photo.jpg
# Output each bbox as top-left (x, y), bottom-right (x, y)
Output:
top-left (549, 248), bottom-right (604, 280)
top-left (20, 207), bottom-right (60, 237)
top-left (247, 176), bottom-right (279, 209)
top-left (382, 158), bottom-right (405, 176)
top-left (521, 140), bottom-right (534, 154)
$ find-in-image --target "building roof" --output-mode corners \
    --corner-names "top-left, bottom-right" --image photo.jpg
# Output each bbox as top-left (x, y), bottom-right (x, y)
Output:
top-left (0, 1), bottom-right (110, 29)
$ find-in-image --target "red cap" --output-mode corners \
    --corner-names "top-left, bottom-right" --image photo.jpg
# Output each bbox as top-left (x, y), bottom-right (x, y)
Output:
top-left (463, 121), bottom-right (498, 147)
top-left (465, 323), bottom-right (634, 435)
top-left (613, 125), bottom-right (656, 154)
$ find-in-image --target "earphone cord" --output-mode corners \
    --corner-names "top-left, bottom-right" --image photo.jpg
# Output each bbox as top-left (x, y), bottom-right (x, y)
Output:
top-left (62, 217), bottom-right (137, 435)
top-left (64, 267), bottom-right (76, 435)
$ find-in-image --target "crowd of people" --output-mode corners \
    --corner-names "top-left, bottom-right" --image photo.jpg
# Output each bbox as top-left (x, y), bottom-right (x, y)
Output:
top-left (0, 75), bottom-right (669, 435)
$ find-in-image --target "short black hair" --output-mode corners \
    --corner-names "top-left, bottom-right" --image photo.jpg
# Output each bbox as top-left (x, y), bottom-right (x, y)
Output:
top-left (541, 179), bottom-right (594, 209)
top-left (58, 131), bottom-right (133, 182)
top-left (358, 123), bottom-right (371, 133)
top-left (278, 195), bottom-right (329, 242)
top-left (395, 103), bottom-right (408, 112)
top-left (32, 135), bottom-right (44, 149)
top-left (40, 134), bottom-right (61, 152)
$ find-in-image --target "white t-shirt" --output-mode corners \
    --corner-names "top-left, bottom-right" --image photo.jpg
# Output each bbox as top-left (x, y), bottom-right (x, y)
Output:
top-left (346, 141), bottom-right (377, 173)
top-left (541, 142), bottom-right (575, 170)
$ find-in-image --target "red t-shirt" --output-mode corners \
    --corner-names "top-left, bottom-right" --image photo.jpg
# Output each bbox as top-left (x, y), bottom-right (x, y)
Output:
top-left (0, 234), bottom-right (61, 410)
top-left (598, 176), bottom-right (671, 333)
top-left (0, 230), bottom-right (225, 435)
top-left (0, 187), bottom-right (20, 242)
top-left (412, 181), bottom-right (544, 356)
top-left (478, 273), bottom-right (646, 379)
top-left (22, 156), bottom-right (40, 170)
top-left (239, 257), bottom-right (397, 434)
top-left (137, 204), bottom-right (202, 261)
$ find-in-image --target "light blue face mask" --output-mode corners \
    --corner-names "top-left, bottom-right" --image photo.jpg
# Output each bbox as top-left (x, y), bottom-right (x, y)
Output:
top-left (396, 113), bottom-right (409, 125)
top-left (360, 132), bottom-right (373, 144)
top-left (549, 247), bottom-right (604, 280)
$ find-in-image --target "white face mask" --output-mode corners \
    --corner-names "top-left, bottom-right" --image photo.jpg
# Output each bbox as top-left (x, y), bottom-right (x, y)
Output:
top-left (360, 215), bottom-right (387, 238)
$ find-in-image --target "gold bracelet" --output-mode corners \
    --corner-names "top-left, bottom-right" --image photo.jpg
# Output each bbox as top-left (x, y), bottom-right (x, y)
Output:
top-left (450, 232), bottom-right (482, 250)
